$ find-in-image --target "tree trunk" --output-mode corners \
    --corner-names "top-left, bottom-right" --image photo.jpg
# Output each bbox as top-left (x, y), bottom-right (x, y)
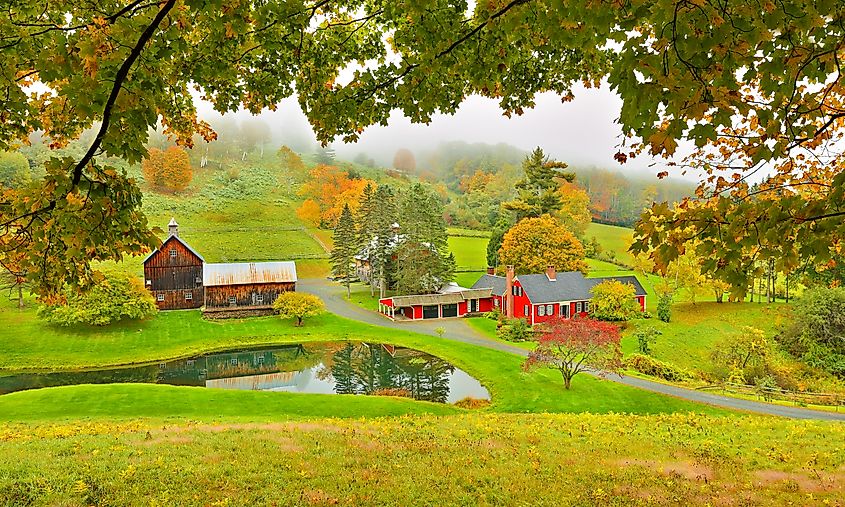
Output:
top-left (17, 284), bottom-right (24, 309)
top-left (786, 275), bottom-right (790, 303)
top-left (561, 369), bottom-right (572, 390)
top-left (296, 316), bottom-right (303, 326)
top-left (379, 263), bottom-right (386, 299)
top-left (346, 282), bottom-right (351, 300)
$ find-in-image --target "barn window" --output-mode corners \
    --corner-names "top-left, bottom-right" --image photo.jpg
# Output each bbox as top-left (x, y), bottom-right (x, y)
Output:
top-left (538, 305), bottom-right (545, 317)
top-left (546, 304), bottom-right (553, 315)
top-left (169, 249), bottom-right (177, 257)
top-left (184, 292), bottom-right (193, 301)
top-left (493, 298), bottom-right (499, 307)
top-left (156, 293), bottom-right (165, 302)
top-left (255, 294), bottom-right (264, 304)
top-left (230, 358), bottom-right (238, 365)
top-left (228, 296), bottom-right (237, 306)
top-left (145, 279), bottom-right (151, 286)
top-left (195, 276), bottom-right (202, 284)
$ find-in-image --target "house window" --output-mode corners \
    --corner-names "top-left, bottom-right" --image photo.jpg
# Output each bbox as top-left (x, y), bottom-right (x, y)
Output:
top-left (228, 296), bottom-right (237, 306)
top-left (585, 302), bottom-right (591, 312)
top-left (494, 298), bottom-right (499, 307)
top-left (156, 293), bottom-right (165, 302)
top-left (184, 292), bottom-right (192, 301)
top-left (560, 304), bottom-right (569, 318)
top-left (230, 358), bottom-right (238, 365)
top-left (169, 249), bottom-right (177, 258)
top-left (538, 305), bottom-right (545, 317)
top-left (524, 305), bottom-right (529, 316)
top-left (576, 302), bottom-right (583, 313)
top-left (546, 304), bottom-right (553, 315)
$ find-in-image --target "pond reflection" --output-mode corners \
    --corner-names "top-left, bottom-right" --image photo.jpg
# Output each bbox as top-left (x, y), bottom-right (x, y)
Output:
top-left (0, 342), bottom-right (489, 404)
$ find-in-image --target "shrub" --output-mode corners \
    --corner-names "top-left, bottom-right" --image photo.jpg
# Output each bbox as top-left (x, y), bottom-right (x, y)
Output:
top-left (589, 280), bottom-right (641, 321)
top-left (778, 287), bottom-right (845, 379)
top-left (454, 397), bottom-right (491, 409)
top-left (625, 354), bottom-right (692, 382)
top-left (656, 292), bottom-right (673, 322)
top-left (497, 318), bottom-right (533, 342)
top-left (38, 273), bottom-right (158, 326)
top-left (633, 326), bottom-right (662, 355)
top-left (273, 292), bottom-right (324, 326)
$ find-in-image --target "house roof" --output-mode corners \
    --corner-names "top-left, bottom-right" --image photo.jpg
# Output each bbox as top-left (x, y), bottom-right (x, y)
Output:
top-left (203, 261), bottom-right (297, 287)
top-left (385, 287), bottom-right (492, 308)
top-left (471, 271), bottom-right (647, 304)
top-left (471, 274), bottom-right (507, 295)
top-left (143, 234), bottom-right (205, 263)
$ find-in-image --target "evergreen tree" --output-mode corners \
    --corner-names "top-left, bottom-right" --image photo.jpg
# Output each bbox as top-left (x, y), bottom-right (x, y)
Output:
top-left (394, 184), bottom-right (455, 294)
top-left (371, 185), bottom-right (398, 298)
top-left (503, 147), bottom-right (574, 220)
top-left (330, 203), bottom-right (359, 298)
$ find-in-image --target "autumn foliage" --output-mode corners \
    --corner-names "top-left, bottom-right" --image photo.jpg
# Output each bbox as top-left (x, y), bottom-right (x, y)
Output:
top-left (142, 147), bottom-right (192, 193)
top-left (498, 214), bottom-right (587, 275)
top-left (524, 317), bottom-right (622, 389)
top-left (296, 164), bottom-right (375, 227)
top-left (589, 280), bottom-right (642, 321)
top-left (392, 148), bottom-right (416, 173)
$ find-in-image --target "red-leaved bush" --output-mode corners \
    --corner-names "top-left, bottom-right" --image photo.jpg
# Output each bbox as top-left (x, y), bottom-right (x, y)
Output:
top-left (523, 317), bottom-right (623, 389)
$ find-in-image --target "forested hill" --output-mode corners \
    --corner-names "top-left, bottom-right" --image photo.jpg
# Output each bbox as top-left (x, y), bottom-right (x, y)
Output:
top-left (373, 141), bottom-right (695, 229)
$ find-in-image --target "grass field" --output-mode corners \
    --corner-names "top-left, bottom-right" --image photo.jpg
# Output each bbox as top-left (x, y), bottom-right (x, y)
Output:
top-left (586, 222), bottom-right (636, 264)
top-left (1, 414), bottom-right (842, 506)
top-left (0, 296), bottom-right (725, 418)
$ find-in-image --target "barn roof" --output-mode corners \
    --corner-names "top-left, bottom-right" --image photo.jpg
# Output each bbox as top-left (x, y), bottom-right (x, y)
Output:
top-left (143, 234), bottom-right (205, 263)
top-left (470, 271), bottom-right (647, 304)
top-left (203, 261), bottom-right (297, 287)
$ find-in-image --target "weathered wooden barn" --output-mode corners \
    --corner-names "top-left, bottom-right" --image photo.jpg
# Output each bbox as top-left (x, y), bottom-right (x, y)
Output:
top-left (203, 261), bottom-right (297, 317)
top-left (143, 218), bottom-right (204, 310)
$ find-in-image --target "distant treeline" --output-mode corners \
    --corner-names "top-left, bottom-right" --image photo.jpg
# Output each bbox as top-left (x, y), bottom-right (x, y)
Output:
top-left (389, 141), bottom-right (695, 229)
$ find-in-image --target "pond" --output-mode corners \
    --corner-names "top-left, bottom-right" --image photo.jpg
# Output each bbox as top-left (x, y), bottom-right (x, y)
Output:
top-left (0, 342), bottom-right (490, 404)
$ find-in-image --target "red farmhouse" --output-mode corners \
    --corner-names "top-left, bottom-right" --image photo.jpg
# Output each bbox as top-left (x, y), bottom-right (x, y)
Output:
top-left (377, 265), bottom-right (646, 323)
top-left (472, 265), bottom-right (646, 325)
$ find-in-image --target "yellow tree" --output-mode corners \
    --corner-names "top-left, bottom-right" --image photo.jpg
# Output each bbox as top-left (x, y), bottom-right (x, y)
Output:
top-left (498, 215), bottom-right (587, 275)
top-left (555, 182), bottom-right (591, 237)
top-left (273, 292), bottom-right (324, 326)
top-left (142, 146), bottom-right (192, 193)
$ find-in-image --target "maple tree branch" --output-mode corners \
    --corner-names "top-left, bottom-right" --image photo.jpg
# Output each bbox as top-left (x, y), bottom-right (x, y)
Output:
top-left (71, 0), bottom-right (177, 187)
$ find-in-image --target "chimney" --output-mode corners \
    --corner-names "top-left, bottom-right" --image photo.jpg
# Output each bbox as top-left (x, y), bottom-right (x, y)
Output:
top-left (487, 266), bottom-right (495, 275)
top-left (505, 265), bottom-right (515, 319)
top-left (546, 265), bottom-right (556, 281)
top-left (168, 217), bottom-right (179, 237)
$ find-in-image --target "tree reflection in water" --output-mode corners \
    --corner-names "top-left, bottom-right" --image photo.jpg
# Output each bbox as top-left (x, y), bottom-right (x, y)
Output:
top-left (327, 343), bottom-right (454, 402)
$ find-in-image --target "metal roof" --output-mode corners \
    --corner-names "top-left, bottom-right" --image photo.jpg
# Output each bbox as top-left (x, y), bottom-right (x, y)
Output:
top-left (386, 287), bottom-right (492, 307)
top-left (143, 234), bottom-right (205, 263)
top-left (203, 261), bottom-right (297, 287)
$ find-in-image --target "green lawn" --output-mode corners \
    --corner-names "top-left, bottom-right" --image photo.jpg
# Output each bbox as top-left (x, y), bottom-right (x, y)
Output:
top-left (2, 414), bottom-right (843, 506)
top-left (585, 222), bottom-right (635, 263)
top-left (0, 298), bottom-right (726, 420)
top-left (621, 302), bottom-right (789, 374)
top-left (448, 235), bottom-right (488, 272)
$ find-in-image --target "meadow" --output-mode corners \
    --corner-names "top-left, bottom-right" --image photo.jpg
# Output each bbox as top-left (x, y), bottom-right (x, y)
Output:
top-left (1, 414), bottom-right (842, 506)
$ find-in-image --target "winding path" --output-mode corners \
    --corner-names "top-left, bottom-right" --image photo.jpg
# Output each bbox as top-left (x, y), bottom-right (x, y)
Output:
top-left (299, 278), bottom-right (845, 421)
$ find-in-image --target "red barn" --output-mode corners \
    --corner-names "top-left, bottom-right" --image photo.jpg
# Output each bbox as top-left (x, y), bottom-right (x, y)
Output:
top-left (143, 218), bottom-right (204, 310)
top-left (471, 265), bottom-right (647, 325)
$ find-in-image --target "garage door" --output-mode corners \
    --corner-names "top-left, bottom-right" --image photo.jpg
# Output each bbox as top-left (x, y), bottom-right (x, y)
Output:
top-left (441, 303), bottom-right (458, 318)
top-left (422, 305), bottom-right (439, 319)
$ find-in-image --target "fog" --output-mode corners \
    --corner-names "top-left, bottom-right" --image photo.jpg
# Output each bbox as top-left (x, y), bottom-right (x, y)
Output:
top-left (196, 83), bottom-right (694, 179)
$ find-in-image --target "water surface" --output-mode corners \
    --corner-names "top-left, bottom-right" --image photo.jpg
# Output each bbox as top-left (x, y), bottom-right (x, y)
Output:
top-left (0, 342), bottom-right (489, 404)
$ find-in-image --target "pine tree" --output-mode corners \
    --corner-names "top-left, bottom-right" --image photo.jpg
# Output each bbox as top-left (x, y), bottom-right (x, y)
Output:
top-left (394, 184), bottom-right (454, 294)
top-left (371, 185), bottom-right (398, 298)
top-left (330, 203), bottom-right (359, 298)
top-left (503, 147), bottom-right (574, 220)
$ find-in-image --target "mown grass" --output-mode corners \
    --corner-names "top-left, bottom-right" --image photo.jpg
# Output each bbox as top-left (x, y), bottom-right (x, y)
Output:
top-left (0, 299), bottom-right (725, 419)
top-left (448, 235), bottom-right (489, 272)
top-left (586, 222), bottom-right (636, 263)
top-left (621, 302), bottom-right (789, 373)
top-left (1, 414), bottom-right (843, 506)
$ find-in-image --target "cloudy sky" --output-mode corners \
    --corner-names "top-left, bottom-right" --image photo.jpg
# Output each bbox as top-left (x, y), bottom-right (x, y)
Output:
top-left (201, 83), bottom-right (691, 178)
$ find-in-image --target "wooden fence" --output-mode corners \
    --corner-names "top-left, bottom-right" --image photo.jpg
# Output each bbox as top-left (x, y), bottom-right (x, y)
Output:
top-left (697, 382), bottom-right (845, 409)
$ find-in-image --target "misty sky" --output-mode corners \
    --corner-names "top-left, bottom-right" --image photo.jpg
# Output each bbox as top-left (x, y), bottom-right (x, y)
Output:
top-left (198, 83), bottom-right (692, 178)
